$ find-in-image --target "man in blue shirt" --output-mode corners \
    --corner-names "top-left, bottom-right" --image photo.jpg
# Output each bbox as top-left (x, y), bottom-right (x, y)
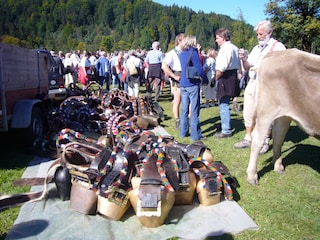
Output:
top-left (144, 41), bottom-right (165, 102)
top-left (95, 51), bottom-right (111, 91)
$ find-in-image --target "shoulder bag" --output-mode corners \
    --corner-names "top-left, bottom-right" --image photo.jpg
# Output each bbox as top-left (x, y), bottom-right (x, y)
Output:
top-left (186, 50), bottom-right (201, 80)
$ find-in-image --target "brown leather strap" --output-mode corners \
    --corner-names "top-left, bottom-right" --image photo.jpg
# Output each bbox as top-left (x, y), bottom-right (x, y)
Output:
top-left (14, 177), bottom-right (54, 186)
top-left (61, 142), bottom-right (103, 169)
top-left (0, 159), bottom-right (61, 211)
top-left (174, 141), bottom-right (208, 158)
top-left (0, 192), bottom-right (44, 210)
top-left (139, 153), bottom-right (162, 209)
top-left (164, 146), bottom-right (190, 191)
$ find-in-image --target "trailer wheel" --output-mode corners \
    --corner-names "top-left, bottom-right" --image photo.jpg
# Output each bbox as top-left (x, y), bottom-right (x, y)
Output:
top-left (26, 107), bottom-right (45, 144)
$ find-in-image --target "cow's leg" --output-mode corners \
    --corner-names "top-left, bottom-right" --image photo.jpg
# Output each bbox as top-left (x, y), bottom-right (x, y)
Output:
top-left (247, 118), bottom-right (272, 185)
top-left (272, 116), bottom-right (292, 173)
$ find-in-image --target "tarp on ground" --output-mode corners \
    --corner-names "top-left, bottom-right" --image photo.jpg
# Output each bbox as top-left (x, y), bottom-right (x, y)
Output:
top-left (6, 126), bottom-right (259, 239)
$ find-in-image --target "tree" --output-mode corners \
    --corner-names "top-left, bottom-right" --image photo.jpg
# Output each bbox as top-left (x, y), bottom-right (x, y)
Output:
top-left (231, 9), bottom-right (255, 51)
top-left (0, 0), bottom-right (256, 52)
top-left (265, 0), bottom-right (320, 53)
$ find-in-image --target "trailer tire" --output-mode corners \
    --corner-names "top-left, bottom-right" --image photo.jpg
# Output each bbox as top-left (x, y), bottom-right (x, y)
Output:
top-left (26, 107), bottom-right (45, 144)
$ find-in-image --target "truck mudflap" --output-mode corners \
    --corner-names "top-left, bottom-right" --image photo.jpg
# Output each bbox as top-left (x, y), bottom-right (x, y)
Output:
top-left (11, 99), bottom-right (43, 128)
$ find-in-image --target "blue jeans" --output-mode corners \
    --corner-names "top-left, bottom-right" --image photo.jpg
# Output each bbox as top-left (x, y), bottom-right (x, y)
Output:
top-left (218, 95), bottom-right (232, 134)
top-left (117, 73), bottom-right (123, 90)
top-left (180, 85), bottom-right (202, 140)
top-left (112, 74), bottom-right (118, 89)
top-left (97, 76), bottom-right (109, 90)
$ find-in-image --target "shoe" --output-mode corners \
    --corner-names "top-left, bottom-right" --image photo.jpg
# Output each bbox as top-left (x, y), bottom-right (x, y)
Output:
top-left (175, 119), bottom-right (180, 129)
top-left (201, 103), bottom-right (210, 108)
top-left (259, 142), bottom-right (269, 155)
top-left (259, 138), bottom-right (270, 155)
top-left (214, 132), bottom-right (232, 138)
top-left (234, 139), bottom-right (251, 149)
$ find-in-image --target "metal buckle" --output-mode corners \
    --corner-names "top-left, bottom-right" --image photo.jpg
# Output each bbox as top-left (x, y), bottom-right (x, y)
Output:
top-left (70, 169), bottom-right (91, 189)
top-left (201, 171), bottom-right (221, 196)
top-left (178, 183), bottom-right (190, 192)
top-left (107, 187), bottom-right (129, 207)
top-left (206, 178), bottom-right (220, 196)
top-left (136, 185), bottom-right (161, 217)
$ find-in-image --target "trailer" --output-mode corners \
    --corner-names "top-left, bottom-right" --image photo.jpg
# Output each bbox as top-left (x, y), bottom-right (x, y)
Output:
top-left (0, 42), bottom-right (66, 143)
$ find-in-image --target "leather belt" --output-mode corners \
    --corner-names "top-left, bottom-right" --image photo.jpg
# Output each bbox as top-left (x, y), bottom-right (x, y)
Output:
top-left (174, 141), bottom-right (208, 159)
top-left (0, 159), bottom-right (61, 211)
top-left (164, 146), bottom-right (190, 192)
top-left (137, 153), bottom-right (162, 217)
top-left (97, 148), bottom-right (137, 206)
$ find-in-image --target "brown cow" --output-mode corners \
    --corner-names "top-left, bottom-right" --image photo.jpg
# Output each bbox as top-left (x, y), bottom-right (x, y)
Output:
top-left (246, 48), bottom-right (320, 185)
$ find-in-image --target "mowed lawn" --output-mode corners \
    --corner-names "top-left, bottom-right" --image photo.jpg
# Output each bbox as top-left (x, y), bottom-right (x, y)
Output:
top-left (1, 85), bottom-right (319, 240)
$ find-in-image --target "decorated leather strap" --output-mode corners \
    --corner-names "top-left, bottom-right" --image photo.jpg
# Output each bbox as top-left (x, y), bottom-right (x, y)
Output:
top-left (155, 150), bottom-right (179, 192)
top-left (107, 89), bottom-right (130, 111)
top-left (142, 96), bottom-right (153, 114)
top-left (189, 157), bottom-right (233, 200)
top-left (139, 96), bottom-right (146, 115)
top-left (164, 145), bottom-right (190, 192)
top-left (93, 146), bottom-right (137, 207)
top-left (116, 117), bottom-right (142, 135)
top-left (130, 97), bottom-right (139, 116)
top-left (56, 128), bottom-right (101, 150)
top-left (137, 148), bottom-right (178, 217)
top-left (106, 113), bottom-right (127, 136)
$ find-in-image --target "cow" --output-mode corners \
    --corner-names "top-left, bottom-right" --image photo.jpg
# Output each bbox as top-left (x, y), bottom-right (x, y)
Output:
top-left (246, 48), bottom-right (320, 185)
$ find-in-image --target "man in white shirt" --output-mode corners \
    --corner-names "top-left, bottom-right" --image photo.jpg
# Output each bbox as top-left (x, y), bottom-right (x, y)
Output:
top-left (214, 28), bottom-right (241, 138)
top-left (234, 20), bottom-right (286, 153)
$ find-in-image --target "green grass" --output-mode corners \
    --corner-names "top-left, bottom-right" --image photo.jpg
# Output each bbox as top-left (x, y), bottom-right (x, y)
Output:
top-left (0, 141), bottom-right (34, 240)
top-left (158, 86), bottom-right (320, 239)
top-left (0, 84), bottom-right (319, 239)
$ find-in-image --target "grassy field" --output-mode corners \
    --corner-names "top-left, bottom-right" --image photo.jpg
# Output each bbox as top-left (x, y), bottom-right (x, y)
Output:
top-left (0, 85), bottom-right (319, 239)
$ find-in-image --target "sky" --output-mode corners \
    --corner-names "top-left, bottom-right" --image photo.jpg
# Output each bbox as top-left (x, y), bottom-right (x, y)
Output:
top-left (152, 0), bottom-right (270, 26)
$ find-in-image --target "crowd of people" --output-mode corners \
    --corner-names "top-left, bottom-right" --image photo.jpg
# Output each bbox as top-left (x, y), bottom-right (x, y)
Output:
top-left (50, 19), bottom-right (286, 151)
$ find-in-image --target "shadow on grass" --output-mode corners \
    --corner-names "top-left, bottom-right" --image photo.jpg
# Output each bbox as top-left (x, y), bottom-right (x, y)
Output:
top-left (201, 116), bottom-right (245, 137)
top-left (0, 131), bottom-right (36, 170)
top-left (200, 116), bottom-right (221, 136)
top-left (229, 177), bottom-right (241, 202)
top-left (257, 126), bottom-right (320, 179)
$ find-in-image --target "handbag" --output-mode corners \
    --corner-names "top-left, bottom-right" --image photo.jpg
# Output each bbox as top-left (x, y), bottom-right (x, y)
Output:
top-left (186, 50), bottom-right (201, 80)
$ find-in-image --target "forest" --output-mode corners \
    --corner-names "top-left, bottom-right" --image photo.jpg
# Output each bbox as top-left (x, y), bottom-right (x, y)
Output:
top-left (0, 0), bottom-right (319, 54)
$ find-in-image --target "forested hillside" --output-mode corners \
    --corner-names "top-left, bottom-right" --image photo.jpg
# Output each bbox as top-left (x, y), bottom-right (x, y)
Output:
top-left (0, 0), bottom-right (256, 52)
